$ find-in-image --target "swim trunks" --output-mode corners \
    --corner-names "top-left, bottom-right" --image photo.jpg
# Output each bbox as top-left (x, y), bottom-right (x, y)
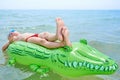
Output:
top-left (25, 34), bottom-right (39, 42)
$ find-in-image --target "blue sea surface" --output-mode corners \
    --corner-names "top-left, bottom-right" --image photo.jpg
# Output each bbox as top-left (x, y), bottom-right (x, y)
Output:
top-left (0, 10), bottom-right (120, 80)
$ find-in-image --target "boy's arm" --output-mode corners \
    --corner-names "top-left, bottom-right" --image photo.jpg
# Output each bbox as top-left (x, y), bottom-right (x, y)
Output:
top-left (2, 36), bottom-right (17, 52)
top-left (2, 41), bottom-right (10, 52)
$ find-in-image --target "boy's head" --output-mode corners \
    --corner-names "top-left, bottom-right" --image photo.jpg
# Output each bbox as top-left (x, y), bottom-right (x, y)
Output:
top-left (8, 29), bottom-right (20, 40)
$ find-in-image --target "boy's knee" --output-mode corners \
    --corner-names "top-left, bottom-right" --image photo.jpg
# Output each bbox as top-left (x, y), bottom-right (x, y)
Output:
top-left (43, 32), bottom-right (49, 38)
top-left (39, 39), bottom-right (46, 44)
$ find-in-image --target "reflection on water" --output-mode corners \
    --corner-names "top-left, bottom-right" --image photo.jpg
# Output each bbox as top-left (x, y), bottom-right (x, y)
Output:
top-left (0, 65), bottom-right (32, 80)
top-left (24, 73), bottom-right (104, 80)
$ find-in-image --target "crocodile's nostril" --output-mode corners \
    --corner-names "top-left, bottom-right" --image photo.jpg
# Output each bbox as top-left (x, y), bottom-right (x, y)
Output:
top-left (108, 58), bottom-right (112, 60)
top-left (103, 60), bottom-right (109, 65)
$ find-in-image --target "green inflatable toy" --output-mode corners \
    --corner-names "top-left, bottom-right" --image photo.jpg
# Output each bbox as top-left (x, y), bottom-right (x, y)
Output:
top-left (6, 39), bottom-right (118, 77)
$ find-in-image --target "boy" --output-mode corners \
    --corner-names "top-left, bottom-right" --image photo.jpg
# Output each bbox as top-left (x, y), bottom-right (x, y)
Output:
top-left (2, 18), bottom-right (72, 51)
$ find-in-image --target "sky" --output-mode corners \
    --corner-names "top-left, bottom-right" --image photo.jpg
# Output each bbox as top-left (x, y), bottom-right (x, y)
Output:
top-left (0, 0), bottom-right (120, 10)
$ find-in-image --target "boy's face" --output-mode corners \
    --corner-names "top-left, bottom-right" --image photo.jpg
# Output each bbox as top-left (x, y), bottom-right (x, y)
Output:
top-left (8, 31), bottom-right (19, 41)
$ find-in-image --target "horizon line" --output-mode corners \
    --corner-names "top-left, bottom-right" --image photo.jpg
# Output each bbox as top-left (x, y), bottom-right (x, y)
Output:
top-left (0, 9), bottom-right (120, 10)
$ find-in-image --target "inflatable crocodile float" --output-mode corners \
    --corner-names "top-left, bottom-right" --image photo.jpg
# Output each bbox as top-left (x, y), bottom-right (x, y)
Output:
top-left (6, 39), bottom-right (118, 77)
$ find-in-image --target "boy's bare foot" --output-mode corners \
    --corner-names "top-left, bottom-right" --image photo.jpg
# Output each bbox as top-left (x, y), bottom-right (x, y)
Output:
top-left (62, 27), bottom-right (72, 47)
top-left (56, 17), bottom-right (65, 41)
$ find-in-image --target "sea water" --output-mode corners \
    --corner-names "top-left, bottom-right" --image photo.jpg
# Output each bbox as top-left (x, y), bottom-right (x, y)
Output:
top-left (0, 10), bottom-right (120, 80)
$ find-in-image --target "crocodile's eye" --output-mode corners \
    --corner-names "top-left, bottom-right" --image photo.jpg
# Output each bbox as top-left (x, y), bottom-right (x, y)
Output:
top-left (105, 60), bottom-right (109, 63)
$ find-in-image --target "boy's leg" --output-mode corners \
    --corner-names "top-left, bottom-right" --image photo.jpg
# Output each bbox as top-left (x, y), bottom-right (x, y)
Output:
top-left (39, 32), bottom-right (57, 42)
top-left (27, 37), bottom-right (65, 49)
top-left (27, 26), bottom-right (71, 48)
top-left (62, 27), bottom-right (72, 47)
top-left (56, 17), bottom-right (65, 41)
top-left (39, 17), bottom-right (65, 42)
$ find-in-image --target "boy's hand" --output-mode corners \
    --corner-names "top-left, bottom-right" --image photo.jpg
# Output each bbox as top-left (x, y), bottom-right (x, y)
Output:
top-left (9, 37), bottom-right (14, 43)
